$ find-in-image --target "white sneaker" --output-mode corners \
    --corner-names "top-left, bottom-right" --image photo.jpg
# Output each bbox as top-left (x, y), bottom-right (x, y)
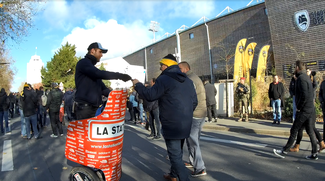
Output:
top-left (50, 134), bottom-right (58, 138)
top-left (273, 149), bottom-right (287, 158)
top-left (60, 134), bottom-right (64, 137)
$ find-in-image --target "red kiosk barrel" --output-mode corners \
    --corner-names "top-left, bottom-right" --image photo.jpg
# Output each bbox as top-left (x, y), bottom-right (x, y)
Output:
top-left (65, 89), bottom-right (127, 181)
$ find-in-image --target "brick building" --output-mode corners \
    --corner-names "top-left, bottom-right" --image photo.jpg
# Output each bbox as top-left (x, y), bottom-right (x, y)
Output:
top-left (124, 0), bottom-right (325, 82)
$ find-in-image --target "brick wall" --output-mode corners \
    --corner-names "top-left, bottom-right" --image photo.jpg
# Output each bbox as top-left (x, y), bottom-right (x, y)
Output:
top-left (265, 0), bottom-right (325, 79)
top-left (124, 3), bottom-right (272, 82)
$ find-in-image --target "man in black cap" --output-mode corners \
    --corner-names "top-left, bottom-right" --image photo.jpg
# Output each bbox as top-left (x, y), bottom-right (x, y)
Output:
top-left (132, 54), bottom-right (198, 181)
top-left (74, 42), bottom-right (132, 120)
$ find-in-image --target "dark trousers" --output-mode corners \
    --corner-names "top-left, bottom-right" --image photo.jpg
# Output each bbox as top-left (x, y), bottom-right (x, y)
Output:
top-left (322, 105), bottom-right (325, 141)
top-left (149, 108), bottom-right (161, 137)
top-left (75, 104), bottom-right (98, 120)
top-left (39, 106), bottom-right (47, 127)
top-left (49, 111), bottom-right (63, 135)
top-left (283, 110), bottom-right (318, 154)
top-left (165, 139), bottom-right (189, 181)
top-left (64, 105), bottom-right (73, 122)
top-left (207, 104), bottom-right (217, 121)
top-left (131, 107), bottom-right (139, 122)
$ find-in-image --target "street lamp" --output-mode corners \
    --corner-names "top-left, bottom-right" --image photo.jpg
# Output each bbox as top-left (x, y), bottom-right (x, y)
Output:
top-left (149, 21), bottom-right (159, 43)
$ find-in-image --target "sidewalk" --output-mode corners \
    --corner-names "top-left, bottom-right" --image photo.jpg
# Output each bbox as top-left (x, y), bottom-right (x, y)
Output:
top-left (203, 117), bottom-right (324, 137)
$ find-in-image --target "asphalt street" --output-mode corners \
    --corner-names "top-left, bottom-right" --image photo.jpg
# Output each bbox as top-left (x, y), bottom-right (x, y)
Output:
top-left (0, 115), bottom-right (324, 181)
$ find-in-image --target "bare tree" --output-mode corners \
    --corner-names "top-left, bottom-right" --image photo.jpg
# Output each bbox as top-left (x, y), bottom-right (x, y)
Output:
top-left (215, 43), bottom-right (235, 117)
top-left (0, 0), bottom-right (41, 52)
top-left (0, 50), bottom-right (15, 91)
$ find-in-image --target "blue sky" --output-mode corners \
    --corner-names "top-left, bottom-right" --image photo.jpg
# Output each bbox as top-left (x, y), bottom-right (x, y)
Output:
top-left (8, 0), bottom-right (263, 92)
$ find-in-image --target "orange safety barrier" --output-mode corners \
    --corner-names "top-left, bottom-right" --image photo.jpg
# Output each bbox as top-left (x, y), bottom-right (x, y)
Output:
top-left (65, 89), bottom-right (127, 181)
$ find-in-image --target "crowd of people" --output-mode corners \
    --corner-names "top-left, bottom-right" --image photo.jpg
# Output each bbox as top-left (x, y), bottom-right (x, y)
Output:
top-left (0, 82), bottom-right (76, 140)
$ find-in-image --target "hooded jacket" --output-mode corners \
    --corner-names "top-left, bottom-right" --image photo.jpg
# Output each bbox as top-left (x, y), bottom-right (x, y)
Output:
top-left (21, 87), bottom-right (38, 117)
top-left (204, 82), bottom-right (217, 106)
top-left (74, 54), bottom-right (130, 107)
top-left (295, 71), bottom-right (314, 113)
top-left (135, 65), bottom-right (198, 139)
top-left (46, 88), bottom-right (63, 113)
top-left (0, 88), bottom-right (8, 112)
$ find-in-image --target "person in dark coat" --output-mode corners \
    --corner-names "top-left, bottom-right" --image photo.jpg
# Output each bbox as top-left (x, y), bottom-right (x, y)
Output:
top-left (63, 88), bottom-right (74, 122)
top-left (46, 83), bottom-right (64, 138)
top-left (307, 68), bottom-right (318, 103)
top-left (132, 54), bottom-right (198, 181)
top-left (21, 83), bottom-right (40, 139)
top-left (268, 75), bottom-right (285, 124)
top-left (273, 61), bottom-right (319, 160)
top-left (74, 42), bottom-right (131, 120)
top-left (289, 74), bottom-right (297, 122)
top-left (0, 88), bottom-right (10, 133)
top-left (204, 79), bottom-right (218, 123)
top-left (8, 92), bottom-right (16, 118)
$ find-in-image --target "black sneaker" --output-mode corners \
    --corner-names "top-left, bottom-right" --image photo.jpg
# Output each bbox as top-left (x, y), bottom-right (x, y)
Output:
top-left (146, 134), bottom-right (154, 139)
top-left (153, 136), bottom-right (161, 140)
top-left (277, 121), bottom-right (280, 125)
top-left (273, 149), bottom-right (287, 158)
top-left (306, 154), bottom-right (318, 160)
top-left (191, 169), bottom-right (207, 177)
top-left (272, 121), bottom-right (276, 124)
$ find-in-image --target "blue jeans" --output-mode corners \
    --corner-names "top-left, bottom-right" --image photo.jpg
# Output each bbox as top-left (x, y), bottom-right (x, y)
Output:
top-left (0, 111), bottom-right (9, 133)
top-left (39, 106), bottom-right (47, 127)
top-left (272, 99), bottom-right (281, 122)
top-left (19, 109), bottom-right (26, 136)
top-left (292, 96), bottom-right (296, 121)
top-left (25, 114), bottom-right (39, 139)
top-left (186, 117), bottom-right (206, 173)
top-left (138, 103), bottom-right (147, 123)
top-left (165, 139), bottom-right (189, 181)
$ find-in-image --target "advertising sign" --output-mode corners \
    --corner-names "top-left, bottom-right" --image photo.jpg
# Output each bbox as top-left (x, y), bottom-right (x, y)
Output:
top-left (65, 89), bottom-right (127, 181)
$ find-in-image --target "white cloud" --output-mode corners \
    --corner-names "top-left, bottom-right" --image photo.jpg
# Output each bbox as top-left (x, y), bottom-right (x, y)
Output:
top-left (167, 1), bottom-right (216, 19)
top-left (60, 18), bottom-right (152, 59)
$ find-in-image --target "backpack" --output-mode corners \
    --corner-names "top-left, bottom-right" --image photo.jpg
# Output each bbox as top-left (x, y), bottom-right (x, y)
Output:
top-left (41, 92), bottom-right (47, 106)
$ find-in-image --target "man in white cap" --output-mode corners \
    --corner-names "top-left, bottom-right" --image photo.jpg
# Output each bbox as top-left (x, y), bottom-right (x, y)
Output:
top-left (74, 42), bottom-right (131, 120)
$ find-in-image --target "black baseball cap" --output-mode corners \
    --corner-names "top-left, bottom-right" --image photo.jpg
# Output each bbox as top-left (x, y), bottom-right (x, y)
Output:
top-left (87, 42), bottom-right (108, 53)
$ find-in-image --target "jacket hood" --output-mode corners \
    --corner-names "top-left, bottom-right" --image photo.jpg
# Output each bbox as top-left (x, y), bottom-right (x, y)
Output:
top-left (161, 65), bottom-right (187, 83)
top-left (0, 88), bottom-right (6, 97)
top-left (85, 54), bottom-right (98, 65)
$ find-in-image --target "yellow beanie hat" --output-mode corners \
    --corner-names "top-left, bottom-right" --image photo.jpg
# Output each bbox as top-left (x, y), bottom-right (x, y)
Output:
top-left (24, 82), bottom-right (29, 88)
top-left (159, 54), bottom-right (178, 67)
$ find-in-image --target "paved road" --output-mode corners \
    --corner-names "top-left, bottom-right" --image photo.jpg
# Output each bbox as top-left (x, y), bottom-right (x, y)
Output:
top-left (0, 116), bottom-right (324, 181)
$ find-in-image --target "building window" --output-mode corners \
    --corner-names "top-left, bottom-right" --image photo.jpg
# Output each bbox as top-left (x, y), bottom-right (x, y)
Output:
top-left (264, 8), bottom-right (268, 16)
top-left (189, 33), bottom-right (194, 39)
top-left (150, 48), bottom-right (153, 54)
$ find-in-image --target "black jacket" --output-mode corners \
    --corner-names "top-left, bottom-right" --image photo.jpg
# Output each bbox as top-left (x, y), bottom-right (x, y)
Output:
top-left (0, 88), bottom-right (8, 112)
top-left (63, 90), bottom-right (74, 107)
top-left (135, 65), bottom-right (198, 139)
top-left (295, 71), bottom-right (314, 113)
top-left (46, 88), bottom-right (63, 113)
top-left (319, 80), bottom-right (325, 104)
top-left (74, 54), bottom-right (131, 107)
top-left (268, 81), bottom-right (285, 108)
top-left (289, 77), bottom-right (296, 97)
top-left (204, 83), bottom-right (217, 106)
top-left (21, 88), bottom-right (38, 117)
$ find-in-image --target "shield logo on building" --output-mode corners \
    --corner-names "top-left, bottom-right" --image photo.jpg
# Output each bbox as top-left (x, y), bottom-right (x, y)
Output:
top-left (294, 10), bottom-right (310, 32)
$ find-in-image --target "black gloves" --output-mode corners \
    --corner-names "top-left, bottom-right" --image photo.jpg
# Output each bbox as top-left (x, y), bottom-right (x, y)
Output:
top-left (120, 73), bottom-right (132, 82)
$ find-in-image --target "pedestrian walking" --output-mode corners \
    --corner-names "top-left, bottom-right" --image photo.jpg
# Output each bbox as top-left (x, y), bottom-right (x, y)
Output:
top-left (289, 74), bottom-right (297, 122)
top-left (273, 61), bottom-right (319, 160)
top-left (307, 68), bottom-right (318, 103)
top-left (63, 88), bottom-right (74, 122)
top-left (179, 61), bottom-right (207, 177)
top-left (318, 76), bottom-right (325, 149)
top-left (74, 42), bottom-right (131, 120)
top-left (204, 79), bottom-right (218, 123)
top-left (0, 88), bottom-right (10, 134)
top-left (46, 83), bottom-right (64, 138)
top-left (132, 54), bottom-right (198, 181)
top-left (21, 83), bottom-right (40, 139)
top-left (235, 77), bottom-right (250, 122)
top-left (268, 75), bottom-right (285, 124)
